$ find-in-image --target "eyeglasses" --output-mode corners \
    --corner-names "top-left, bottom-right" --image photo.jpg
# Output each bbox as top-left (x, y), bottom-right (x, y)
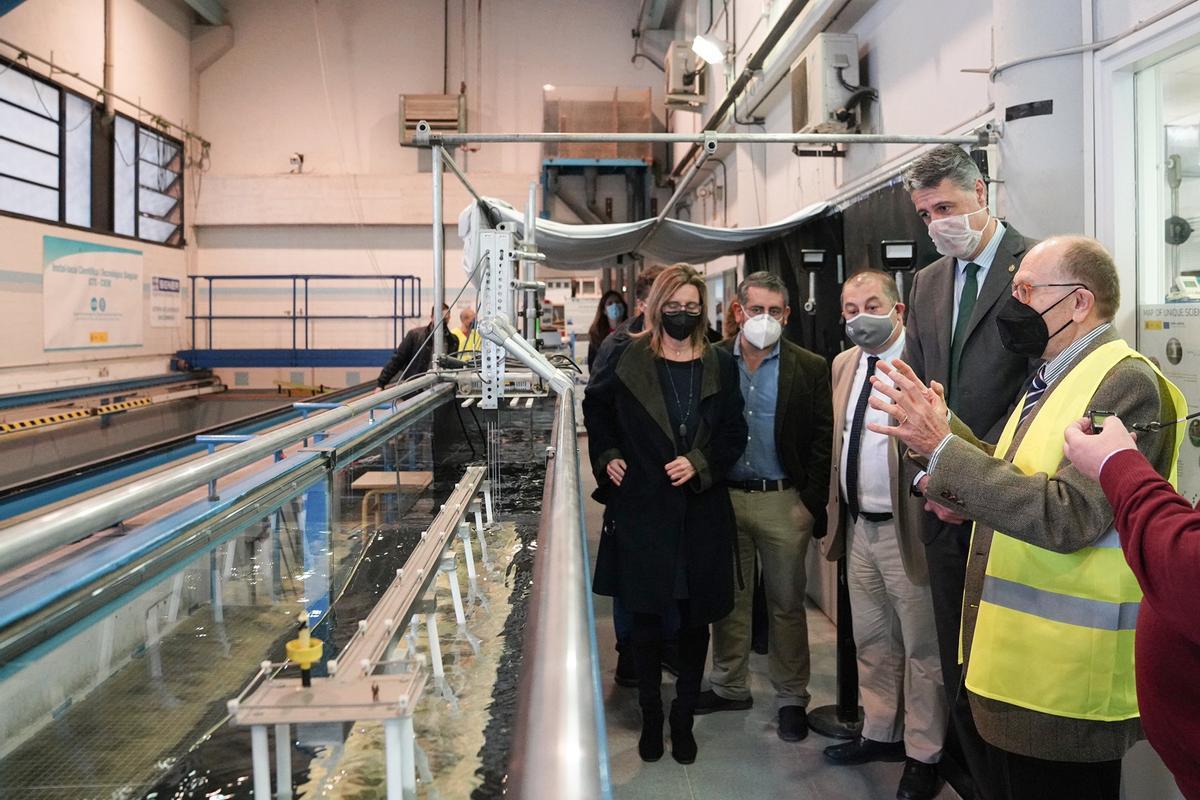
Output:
top-left (745, 305), bottom-right (786, 320)
top-left (1011, 282), bottom-right (1088, 304)
top-left (663, 301), bottom-right (703, 314)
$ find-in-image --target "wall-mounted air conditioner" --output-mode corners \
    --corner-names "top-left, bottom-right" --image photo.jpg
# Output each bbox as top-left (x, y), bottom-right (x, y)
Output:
top-left (666, 40), bottom-right (704, 108)
top-left (791, 33), bottom-right (861, 134)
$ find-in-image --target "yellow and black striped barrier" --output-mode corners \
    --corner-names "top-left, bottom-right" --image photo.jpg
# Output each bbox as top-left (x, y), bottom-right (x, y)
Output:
top-left (94, 397), bottom-right (154, 415)
top-left (0, 408), bottom-right (94, 434)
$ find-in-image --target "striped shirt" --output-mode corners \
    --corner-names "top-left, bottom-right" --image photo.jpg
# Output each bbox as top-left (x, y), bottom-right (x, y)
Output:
top-left (928, 322), bottom-right (1113, 473)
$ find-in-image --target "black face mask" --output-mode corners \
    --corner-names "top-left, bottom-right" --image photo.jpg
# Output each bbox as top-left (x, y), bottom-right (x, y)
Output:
top-left (662, 310), bottom-right (703, 341)
top-left (995, 287), bottom-right (1083, 357)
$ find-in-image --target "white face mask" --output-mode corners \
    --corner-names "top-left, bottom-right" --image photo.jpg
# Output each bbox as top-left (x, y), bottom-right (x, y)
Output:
top-left (927, 206), bottom-right (989, 259)
top-left (741, 313), bottom-right (782, 350)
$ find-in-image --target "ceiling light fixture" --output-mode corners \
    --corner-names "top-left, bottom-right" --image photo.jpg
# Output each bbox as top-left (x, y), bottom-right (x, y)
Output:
top-left (691, 33), bottom-right (729, 65)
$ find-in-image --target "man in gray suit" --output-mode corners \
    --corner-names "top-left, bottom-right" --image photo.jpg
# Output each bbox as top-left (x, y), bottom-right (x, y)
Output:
top-left (900, 145), bottom-right (1036, 798)
top-left (869, 236), bottom-right (1180, 799)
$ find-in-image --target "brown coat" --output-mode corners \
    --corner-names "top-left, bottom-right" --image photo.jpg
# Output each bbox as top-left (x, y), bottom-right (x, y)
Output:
top-left (821, 342), bottom-right (928, 584)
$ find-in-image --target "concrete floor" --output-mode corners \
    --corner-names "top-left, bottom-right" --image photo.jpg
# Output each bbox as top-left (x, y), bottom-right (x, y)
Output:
top-left (579, 431), bottom-right (957, 800)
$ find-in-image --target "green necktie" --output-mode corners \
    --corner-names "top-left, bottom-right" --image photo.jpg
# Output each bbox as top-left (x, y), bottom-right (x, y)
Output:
top-left (948, 262), bottom-right (981, 412)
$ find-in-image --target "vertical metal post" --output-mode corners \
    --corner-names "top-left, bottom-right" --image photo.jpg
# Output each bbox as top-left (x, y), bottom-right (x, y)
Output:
top-left (522, 181), bottom-right (538, 341)
top-left (432, 146), bottom-right (446, 360)
top-left (291, 277), bottom-right (297, 354)
top-left (392, 277), bottom-right (399, 349)
top-left (251, 725), bottom-right (272, 800)
top-left (207, 277), bottom-right (214, 349)
top-left (807, 555), bottom-right (864, 739)
top-left (190, 276), bottom-right (196, 351)
top-left (274, 723), bottom-right (293, 800)
top-left (304, 277), bottom-right (310, 351)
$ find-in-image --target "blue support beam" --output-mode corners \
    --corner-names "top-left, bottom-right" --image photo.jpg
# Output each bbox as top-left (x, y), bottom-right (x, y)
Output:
top-left (177, 349), bottom-right (394, 369)
top-left (0, 1), bottom-right (29, 15)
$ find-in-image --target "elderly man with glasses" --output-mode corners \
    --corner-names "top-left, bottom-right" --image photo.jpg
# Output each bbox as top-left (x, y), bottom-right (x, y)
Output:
top-left (698, 271), bottom-right (834, 744)
top-left (867, 236), bottom-right (1186, 800)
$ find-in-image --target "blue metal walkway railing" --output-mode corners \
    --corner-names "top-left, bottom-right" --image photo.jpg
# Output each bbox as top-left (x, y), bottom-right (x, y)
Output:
top-left (180, 274), bottom-right (422, 368)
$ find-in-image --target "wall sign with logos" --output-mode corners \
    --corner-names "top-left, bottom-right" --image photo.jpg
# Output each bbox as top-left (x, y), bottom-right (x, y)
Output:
top-left (42, 236), bottom-right (144, 351)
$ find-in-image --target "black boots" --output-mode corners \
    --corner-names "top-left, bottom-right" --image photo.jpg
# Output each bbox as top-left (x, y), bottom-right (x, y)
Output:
top-left (669, 702), bottom-right (697, 764)
top-left (639, 704), bottom-right (665, 762)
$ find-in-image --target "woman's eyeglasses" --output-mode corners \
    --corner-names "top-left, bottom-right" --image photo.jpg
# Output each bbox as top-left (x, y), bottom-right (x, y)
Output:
top-left (663, 301), bottom-right (703, 314)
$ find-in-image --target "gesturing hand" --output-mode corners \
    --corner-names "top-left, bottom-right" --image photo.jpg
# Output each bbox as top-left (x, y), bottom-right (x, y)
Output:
top-left (665, 456), bottom-right (697, 487)
top-left (607, 458), bottom-right (627, 486)
top-left (866, 358), bottom-right (952, 457)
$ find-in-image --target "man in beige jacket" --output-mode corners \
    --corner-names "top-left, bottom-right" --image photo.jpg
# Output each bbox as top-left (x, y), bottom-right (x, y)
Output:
top-left (821, 270), bottom-right (946, 800)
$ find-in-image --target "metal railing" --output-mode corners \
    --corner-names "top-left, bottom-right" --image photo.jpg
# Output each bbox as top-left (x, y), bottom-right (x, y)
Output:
top-left (188, 273), bottom-right (422, 354)
top-left (0, 374), bottom-right (443, 575)
top-left (478, 316), bottom-right (610, 800)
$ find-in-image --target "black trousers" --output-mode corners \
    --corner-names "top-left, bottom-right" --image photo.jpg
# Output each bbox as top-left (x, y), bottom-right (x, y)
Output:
top-left (631, 601), bottom-right (708, 714)
top-left (925, 521), bottom-right (993, 800)
top-left (985, 745), bottom-right (1121, 800)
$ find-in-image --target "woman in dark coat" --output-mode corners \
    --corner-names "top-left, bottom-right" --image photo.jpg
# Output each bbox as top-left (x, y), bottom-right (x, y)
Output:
top-left (582, 264), bottom-right (747, 765)
top-left (587, 289), bottom-right (628, 372)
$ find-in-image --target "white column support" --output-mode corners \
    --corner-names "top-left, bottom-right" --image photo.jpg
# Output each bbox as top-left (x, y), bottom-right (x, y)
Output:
top-left (425, 610), bottom-right (444, 680)
top-left (439, 554), bottom-right (467, 627)
top-left (399, 712), bottom-right (417, 798)
top-left (384, 718), bottom-right (404, 800)
top-left (274, 723), bottom-right (293, 799)
top-left (251, 725), bottom-right (272, 800)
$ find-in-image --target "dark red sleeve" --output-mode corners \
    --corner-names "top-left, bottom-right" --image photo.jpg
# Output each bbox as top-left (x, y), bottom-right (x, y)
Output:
top-left (1100, 449), bottom-right (1200, 641)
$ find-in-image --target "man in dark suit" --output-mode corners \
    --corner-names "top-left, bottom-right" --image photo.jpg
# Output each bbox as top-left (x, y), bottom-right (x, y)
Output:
top-left (375, 303), bottom-right (452, 390)
top-left (900, 145), bottom-right (1036, 798)
top-left (696, 271), bottom-right (833, 743)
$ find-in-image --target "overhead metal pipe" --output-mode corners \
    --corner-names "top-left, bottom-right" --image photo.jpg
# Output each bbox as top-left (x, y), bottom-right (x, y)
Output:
top-left (415, 129), bottom-right (983, 147)
top-left (0, 375), bottom-right (445, 574)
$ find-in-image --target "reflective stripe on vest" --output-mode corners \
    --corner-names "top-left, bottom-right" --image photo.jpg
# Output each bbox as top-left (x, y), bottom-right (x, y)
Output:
top-left (964, 339), bottom-right (1187, 722)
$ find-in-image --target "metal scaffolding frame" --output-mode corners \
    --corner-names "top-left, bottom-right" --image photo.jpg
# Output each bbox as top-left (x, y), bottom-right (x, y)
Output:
top-left (419, 120), bottom-right (995, 363)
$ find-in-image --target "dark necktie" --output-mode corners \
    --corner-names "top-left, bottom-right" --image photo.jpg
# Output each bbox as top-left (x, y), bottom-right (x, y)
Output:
top-left (845, 355), bottom-right (879, 522)
top-left (948, 262), bottom-right (981, 412)
top-left (1018, 366), bottom-right (1048, 428)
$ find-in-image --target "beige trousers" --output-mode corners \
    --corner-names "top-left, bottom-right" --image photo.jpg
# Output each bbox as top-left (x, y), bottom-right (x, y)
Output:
top-left (709, 487), bottom-right (813, 708)
top-left (848, 515), bottom-right (947, 763)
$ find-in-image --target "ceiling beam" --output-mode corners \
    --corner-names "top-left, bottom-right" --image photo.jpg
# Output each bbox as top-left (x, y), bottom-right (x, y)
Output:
top-left (183, 0), bottom-right (225, 26)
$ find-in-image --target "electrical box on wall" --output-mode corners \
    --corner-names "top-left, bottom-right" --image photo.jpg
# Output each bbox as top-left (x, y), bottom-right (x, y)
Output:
top-left (666, 40), bottom-right (704, 108)
top-left (791, 33), bottom-right (861, 133)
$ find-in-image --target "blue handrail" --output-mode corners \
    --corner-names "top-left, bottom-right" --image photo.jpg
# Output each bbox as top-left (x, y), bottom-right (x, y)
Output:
top-left (187, 274), bottom-right (422, 357)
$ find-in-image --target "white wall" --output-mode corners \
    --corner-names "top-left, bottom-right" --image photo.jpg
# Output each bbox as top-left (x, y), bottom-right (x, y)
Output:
top-left (0, 0), bottom-right (194, 393)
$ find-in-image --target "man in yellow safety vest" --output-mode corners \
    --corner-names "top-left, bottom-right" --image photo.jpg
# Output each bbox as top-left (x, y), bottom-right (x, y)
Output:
top-left (866, 235), bottom-right (1185, 800)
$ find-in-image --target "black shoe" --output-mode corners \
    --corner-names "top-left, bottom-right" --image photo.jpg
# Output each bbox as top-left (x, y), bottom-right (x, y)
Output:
top-left (661, 640), bottom-right (680, 677)
top-left (823, 737), bottom-right (906, 765)
top-left (777, 705), bottom-right (808, 742)
top-left (669, 705), bottom-right (697, 764)
top-left (693, 689), bottom-right (752, 715)
top-left (638, 707), bottom-right (664, 762)
top-left (897, 758), bottom-right (944, 800)
top-left (615, 645), bottom-right (638, 688)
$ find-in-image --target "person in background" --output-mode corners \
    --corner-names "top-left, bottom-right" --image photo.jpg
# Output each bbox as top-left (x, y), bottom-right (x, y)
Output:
top-left (451, 306), bottom-right (481, 352)
top-left (584, 264), bottom-right (747, 765)
top-left (587, 264), bottom-right (672, 689)
top-left (1062, 415), bottom-right (1200, 800)
top-left (701, 271), bottom-right (833, 743)
top-left (723, 300), bottom-right (740, 339)
top-left (821, 270), bottom-right (945, 800)
top-left (587, 290), bottom-right (628, 372)
top-left (869, 236), bottom-right (1184, 800)
top-left (900, 143), bottom-right (1037, 798)
top-left (376, 303), bottom-right (451, 390)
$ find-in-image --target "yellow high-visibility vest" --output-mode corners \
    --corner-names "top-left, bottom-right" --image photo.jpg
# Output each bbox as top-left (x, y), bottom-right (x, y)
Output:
top-left (965, 339), bottom-right (1186, 722)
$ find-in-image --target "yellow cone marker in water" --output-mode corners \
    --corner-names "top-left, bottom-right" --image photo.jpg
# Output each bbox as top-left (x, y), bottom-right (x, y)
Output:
top-left (285, 612), bottom-right (323, 687)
